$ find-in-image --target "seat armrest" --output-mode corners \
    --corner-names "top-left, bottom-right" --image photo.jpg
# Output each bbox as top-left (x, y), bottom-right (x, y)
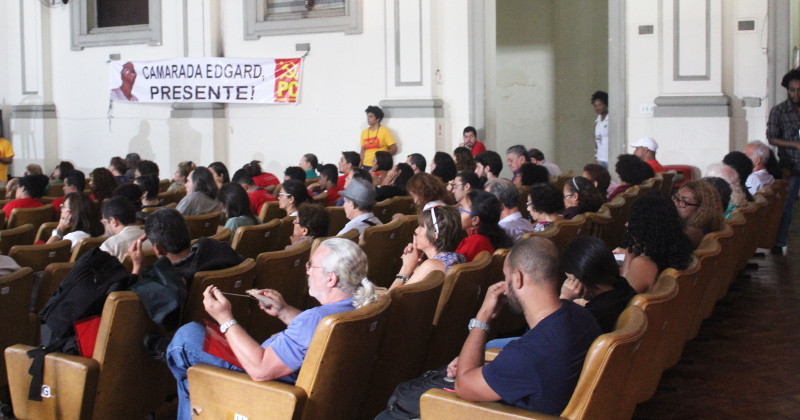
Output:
top-left (485, 348), bottom-right (502, 362)
top-left (188, 364), bottom-right (307, 420)
top-left (420, 389), bottom-right (564, 420)
top-left (5, 344), bottom-right (100, 420)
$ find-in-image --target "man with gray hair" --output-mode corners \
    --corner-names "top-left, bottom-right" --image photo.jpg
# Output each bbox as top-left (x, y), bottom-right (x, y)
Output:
top-left (338, 177), bottom-right (383, 235)
top-left (505, 145), bottom-right (530, 177)
top-left (167, 238), bottom-right (378, 420)
top-left (743, 140), bottom-right (775, 195)
top-left (485, 178), bottom-right (535, 241)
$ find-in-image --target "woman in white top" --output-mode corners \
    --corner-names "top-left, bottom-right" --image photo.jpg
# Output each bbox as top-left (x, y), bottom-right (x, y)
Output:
top-left (278, 179), bottom-right (312, 217)
top-left (48, 192), bottom-right (105, 250)
top-left (176, 166), bottom-right (221, 216)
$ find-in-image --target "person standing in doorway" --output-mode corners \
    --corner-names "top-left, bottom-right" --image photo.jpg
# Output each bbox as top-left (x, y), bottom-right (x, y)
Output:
top-left (592, 91), bottom-right (609, 169)
top-left (360, 105), bottom-right (397, 170)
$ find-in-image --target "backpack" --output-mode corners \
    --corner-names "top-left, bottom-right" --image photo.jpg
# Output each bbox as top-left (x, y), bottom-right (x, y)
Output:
top-left (374, 366), bottom-right (452, 420)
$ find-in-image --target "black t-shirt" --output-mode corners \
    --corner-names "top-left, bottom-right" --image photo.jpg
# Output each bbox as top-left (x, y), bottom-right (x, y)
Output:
top-left (585, 277), bottom-right (637, 333)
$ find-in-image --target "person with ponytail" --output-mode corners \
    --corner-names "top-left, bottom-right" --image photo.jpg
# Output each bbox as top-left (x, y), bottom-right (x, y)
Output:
top-left (167, 238), bottom-right (378, 420)
top-left (456, 190), bottom-right (513, 261)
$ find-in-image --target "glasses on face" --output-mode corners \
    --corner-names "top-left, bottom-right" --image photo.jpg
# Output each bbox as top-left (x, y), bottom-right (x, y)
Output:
top-left (279, 192), bottom-right (291, 197)
top-left (458, 207), bottom-right (474, 216)
top-left (451, 183), bottom-right (465, 189)
top-left (292, 219), bottom-right (300, 225)
top-left (563, 193), bottom-right (576, 200)
top-left (305, 261), bottom-right (323, 271)
top-left (672, 194), bottom-right (699, 208)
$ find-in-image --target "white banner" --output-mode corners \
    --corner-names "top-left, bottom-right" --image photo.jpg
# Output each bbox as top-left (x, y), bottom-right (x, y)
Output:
top-left (109, 57), bottom-right (303, 104)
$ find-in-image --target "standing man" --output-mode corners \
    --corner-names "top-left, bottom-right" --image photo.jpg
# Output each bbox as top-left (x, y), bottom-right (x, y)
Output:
top-left (360, 106), bottom-right (397, 170)
top-left (767, 69), bottom-right (800, 255)
top-left (460, 126), bottom-right (486, 157)
top-left (592, 91), bottom-right (609, 169)
top-left (0, 136), bottom-right (15, 188)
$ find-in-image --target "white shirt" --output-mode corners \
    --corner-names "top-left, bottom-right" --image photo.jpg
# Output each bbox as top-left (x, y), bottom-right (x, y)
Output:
top-left (498, 212), bottom-right (536, 242)
top-left (541, 160), bottom-right (562, 178)
top-left (745, 169), bottom-right (774, 196)
top-left (63, 231), bottom-right (91, 251)
top-left (110, 88), bottom-right (138, 102)
top-left (338, 212), bottom-right (383, 236)
top-left (100, 225), bottom-right (148, 261)
top-left (594, 114), bottom-right (609, 162)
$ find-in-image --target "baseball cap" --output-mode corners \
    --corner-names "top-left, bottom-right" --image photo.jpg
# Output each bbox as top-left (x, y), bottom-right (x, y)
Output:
top-left (630, 137), bottom-right (658, 152)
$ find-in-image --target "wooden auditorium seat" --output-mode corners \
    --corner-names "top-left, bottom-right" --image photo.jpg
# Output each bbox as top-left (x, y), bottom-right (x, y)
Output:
top-left (373, 197), bottom-right (396, 224)
top-left (183, 258), bottom-right (256, 324)
top-left (183, 211), bottom-right (221, 240)
top-left (0, 224), bottom-right (36, 255)
top-left (359, 218), bottom-right (404, 288)
top-left (69, 236), bottom-right (108, 262)
top-left (231, 218), bottom-right (282, 259)
top-left (325, 206), bottom-right (348, 236)
top-left (0, 267), bottom-right (35, 388)
top-left (258, 201), bottom-right (286, 223)
top-left (7, 204), bottom-right (55, 231)
top-left (9, 240), bottom-right (72, 273)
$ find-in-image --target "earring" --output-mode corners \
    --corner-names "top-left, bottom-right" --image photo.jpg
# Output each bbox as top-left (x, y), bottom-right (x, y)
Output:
top-left (468, 227), bottom-right (478, 236)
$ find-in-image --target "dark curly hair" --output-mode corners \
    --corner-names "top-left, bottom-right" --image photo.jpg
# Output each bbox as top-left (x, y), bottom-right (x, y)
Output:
top-left (464, 190), bottom-right (513, 250)
top-left (616, 154), bottom-right (654, 185)
top-left (626, 193), bottom-right (693, 272)
top-left (583, 163), bottom-right (611, 196)
top-left (296, 203), bottom-right (330, 239)
top-left (90, 167), bottom-right (119, 202)
top-left (518, 163), bottom-right (550, 187)
top-left (564, 176), bottom-right (605, 214)
top-left (431, 152), bottom-right (457, 183)
top-left (528, 183), bottom-right (565, 216)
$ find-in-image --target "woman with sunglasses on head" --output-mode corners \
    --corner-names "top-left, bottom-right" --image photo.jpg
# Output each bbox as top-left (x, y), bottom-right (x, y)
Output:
top-left (561, 176), bottom-right (605, 220)
top-left (287, 203), bottom-right (330, 250)
top-left (672, 180), bottom-right (724, 248)
top-left (456, 190), bottom-right (513, 261)
top-left (278, 179), bottom-right (312, 217)
top-left (390, 206), bottom-right (465, 290)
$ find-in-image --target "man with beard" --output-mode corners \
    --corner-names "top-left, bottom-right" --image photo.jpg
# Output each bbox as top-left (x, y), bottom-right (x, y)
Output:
top-left (375, 237), bottom-right (601, 419)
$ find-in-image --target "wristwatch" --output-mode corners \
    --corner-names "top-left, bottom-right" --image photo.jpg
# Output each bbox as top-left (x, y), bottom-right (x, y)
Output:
top-left (468, 318), bottom-right (490, 334)
top-left (395, 274), bottom-right (410, 284)
top-left (219, 319), bottom-right (238, 334)
top-left (51, 228), bottom-right (63, 239)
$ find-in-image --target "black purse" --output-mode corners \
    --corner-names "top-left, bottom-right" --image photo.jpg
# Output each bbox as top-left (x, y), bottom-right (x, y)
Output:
top-left (374, 366), bottom-right (454, 420)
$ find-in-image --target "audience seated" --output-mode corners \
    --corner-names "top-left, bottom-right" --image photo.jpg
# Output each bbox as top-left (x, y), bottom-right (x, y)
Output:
top-left (137, 174), bottom-right (163, 210)
top-left (100, 196), bottom-right (149, 261)
top-left (46, 160), bottom-right (74, 190)
top-left (561, 176), bottom-right (604, 220)
top-left (529, 148), bottom-right (562, 178)
top-left (176, 167), bottom-right (221, 215)
top-left (527, 183), bottom-right (565, 231)
top-left (375, 162), bottom-right (414, 201)
top-left (5, 163), bottom-right (43, 199)
top-left (136, 160), bottom-right (160, 179)
top-left (453, 146), bottom-right (477, 173)
top-left (514, 162), bottom-right (550, 188)
top-left (208, 161), bottom-right (231, 189)
top-left (124, 153), bottom-right (140, 180)
top-left (456, 190), bottom-right (512, 261)
top-left (743, 140), bottom-right (775, 195)
top-left (389, 205), bottom-right (465, 290)
top-left (299, 153), bottom-right (319, 180)
top-left (113, 182), bottom-right (144, 210)
top-left (90, 167), bottom-right (119, 202)
top-left (450, 170), bottom-right (481, 204)
top-left (47, 192), bottom-right (104, 250)
top-left (407, 173), bottom-right (454, 213)
top-left (308, 163), bottom-right (342, 206)
top-left (630, 137), bottom-right (665, 173)
top-left (338, 178), bottom-right (382, 235)
top-left (287, 202), bottom-right (330, 250)
top-left (242, 160), bottom-right (279, 188)
top-left (485, 179), bottom-right (535, 241)
top-left (474, 150), bottom-right (503, 182)
top-left (218, 183), bottom-right (261, 238)
top-left (673, 180), bottom-right (724, 248)
top-left (369, 150), bottom-right (394, 184)
top-left (3, 173), bottom-right (48, 215)
top-left (582, 163), bottom-right (612, 199)
top-left (49, 169), bottom-right (85, 216)
top-left (108, 156), bottom-right (130, 184)
top-left (705, 162), bottom-right (747, 218)
top-left (701, 177), bottom-right (732, 216)
top-left (621, 194), bottom-right (693, 293)
top-left (608, 154), bottom-right (655, 201)
top-left (279, 179), bottom-right (312, 217)
top-left (505, 145), bottom-right (530, 177)
top-left (166, 238), bottom-right (378, 420)
top-left (232, 168), bottom-right (276, 215)
top-left (406, 153), bottom-right (427, 174)
top-left (338, 151), bottom-right (361, 188)
top-left (722, 151), bottom-right (755, 202)
top-left (170, 161), bottom-right (196, 192)
top-left (431, 152), bottom-right (458, 183)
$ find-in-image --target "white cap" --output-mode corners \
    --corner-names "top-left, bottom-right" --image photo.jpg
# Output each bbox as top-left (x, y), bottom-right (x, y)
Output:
top-left (630, 137), bottom-right (658, 152)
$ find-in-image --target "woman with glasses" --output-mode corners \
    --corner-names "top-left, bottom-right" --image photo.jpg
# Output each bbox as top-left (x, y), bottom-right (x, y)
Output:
top-left (278, 179), bottom-right (312, 217)
top-left (456, 190), bottom-right (513, 261)
top-left (561, 176), bottom-right (605, 220)
top-left (47, 192), bottom-right (105, 250)
top-left (390, 206), bottom-right (465, 290)
top-left (672, 180), bottom-right (724, 248)
top-left (527, 183), bottom-right (565, 232)
top-left (287, 203), bottom-right (330, 250)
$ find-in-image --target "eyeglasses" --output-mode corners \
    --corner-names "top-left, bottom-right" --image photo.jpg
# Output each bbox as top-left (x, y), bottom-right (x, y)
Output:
top-left (563, 193), bottom-right (576, 199)
top-left (672, 194), bottom-right (700, 208)
top-left (278, 192), bottom-right (292, 197)
top-left (458, 207), bottom-right (474, 216)
top-left (526, 201), bottom-right (533, 207)
top-left (305, 261), bottom-right (323, 271)
top-left (292, 219), bottom-right (300, 225)
top-left (451, 183), bottom-right (465, 189)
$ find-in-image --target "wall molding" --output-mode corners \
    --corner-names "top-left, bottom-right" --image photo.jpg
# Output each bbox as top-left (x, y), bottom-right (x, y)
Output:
top-left (10, 104), bottom-right (57, 119)
top-left (379, 99), bottom-right (443, 118)
top-left (673, 0), bottom-right (711, 81)
top-left (170, 103), bottom-right (226, 118)
top-left (653, 95), bottom-right (731, 117)
top-left (394, 0), bottom-right (423, 86)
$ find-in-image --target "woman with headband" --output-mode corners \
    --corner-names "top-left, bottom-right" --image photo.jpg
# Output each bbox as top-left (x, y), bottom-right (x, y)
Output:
top-left (561, 176), bottom-right (605, 220)
top-left (389, 206), bottom-right (465, 290)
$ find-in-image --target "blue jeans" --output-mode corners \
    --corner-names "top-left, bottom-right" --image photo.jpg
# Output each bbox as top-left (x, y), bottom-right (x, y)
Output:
top-left (167, 322), bottom-right (244, 420)
top-left (775, 175), bottom-right (800, 247)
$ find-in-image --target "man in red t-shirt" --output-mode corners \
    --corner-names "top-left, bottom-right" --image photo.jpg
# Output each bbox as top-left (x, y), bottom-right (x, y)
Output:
top-left (631, 137), bottom-right (665, 174)
top-left (3, 174), bottom-right (49, 216)
top-left (460, 126), bottom-right (487, 157)
top-left (336, 152), bottom-right (361, 189)
top-left (308, 164), bottom-right (341, 207)
top-left (49, 170), bottom-right (86, 217)
top-left (232, 169), bottom-right (276, 216)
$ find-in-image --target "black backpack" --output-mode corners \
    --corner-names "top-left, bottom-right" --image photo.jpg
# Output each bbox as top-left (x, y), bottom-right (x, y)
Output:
top-left (374, 366), bottom-right (453, 420)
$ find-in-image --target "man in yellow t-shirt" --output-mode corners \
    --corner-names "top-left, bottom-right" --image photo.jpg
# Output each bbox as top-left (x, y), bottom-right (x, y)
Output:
top-left (0, 138), bottom-right (15, 187)
top-left (360, 105), bottom-right (397, 169)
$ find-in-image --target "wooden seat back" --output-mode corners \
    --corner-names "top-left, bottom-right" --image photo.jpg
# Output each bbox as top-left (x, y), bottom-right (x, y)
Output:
top-left (516, 185), bottom-right (531, 220)
top-left (0, 224), bottom-right (36, 254)
top-left (231, 218), bottom-right (282, 259)
top-left (184, 211), bottom-right (221, 240)
top-left (325, 206), bottom-right (348, 236)
top-left (0, 268), bottom-right (35, 387)
top-left (47, 183), bottom-right (64, 197)
top-left (0, 209), bottom-right (5, 229)
top-left (657, 256), bottom-right (703, 371)
top-left (274, 215), bottom-right (297, 252)
top-left (312, 191), bottom-right (328, 206)
top-left (554, 172), bottom-right (573, 191)
top-left (372, 198), bottom-right (396, 224)
top-left (157, 189), bottom-right (178, 206)
top-left (34, 262), bottom-right (75, 313)
top-left (9, 240), bottom-right (72, 272)
top-left (70, 237), bottom-right (108, 262)
top-left (651, 176), bottom-right (663, 193)
top-left (248, 241), bottom-right (312, 342)
top-left (35, 221), bottom-right (58, 243)
top-left (258, 201), bottom-right (286, 223)
top-left (581, 207), bottom-right (612, 239)
top-left (309, 229), bottom-right (360, 256)
top-left (659, 170), bottom-right (676, 195)
top-left (391, 195), bottom-right (416, 216)
top-left (158, 179), bottom-right (170, 192)
top-left (359, 218), bottom-right (404, 288)
top-left (758, 180), bottom-right (789, 248)
top-left (183, 258), bottom-right (256, 324)
top-left (8, 204), bottom-right (55, 231)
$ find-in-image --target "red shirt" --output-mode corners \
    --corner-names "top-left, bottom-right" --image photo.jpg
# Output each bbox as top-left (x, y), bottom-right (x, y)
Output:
top-left (50, 197), bottom-right (65, 217)
top-left (456, 232), bottom-right (494, 262)
top-left (470, 141), bottom-right (487, 157)
top-left (249, 188), bottom-right (277, 215)
top-left (4, 198), bottom-right (45, 216)
top-left (253, 173), bottom-right (280, 188)
top-left (337, 174), bottom-right (347, 189)
top-left (325, 186), bottom-right (342, 207)
top-left (647, 159), bottom-right (665, 174)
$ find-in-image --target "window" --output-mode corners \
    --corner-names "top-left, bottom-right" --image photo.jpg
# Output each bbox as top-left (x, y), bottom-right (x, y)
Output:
top-left (244, 0), bottom-right (362, 39)
top-left (70, 0), bottom-right (161, 51)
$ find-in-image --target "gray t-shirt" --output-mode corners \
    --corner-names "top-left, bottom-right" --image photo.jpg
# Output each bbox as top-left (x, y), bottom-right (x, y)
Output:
top-left (176, 192), bottom-right (221, 216)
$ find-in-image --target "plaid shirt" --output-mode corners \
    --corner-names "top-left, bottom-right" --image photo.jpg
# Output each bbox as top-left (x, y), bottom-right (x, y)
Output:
top-left (767, 99), bottom-right (800, 172)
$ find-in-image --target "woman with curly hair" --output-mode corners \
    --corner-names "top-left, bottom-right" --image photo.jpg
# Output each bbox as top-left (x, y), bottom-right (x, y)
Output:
top-left (561, 176), bottom-right (605, 220)
top-left (453, 147), bottom-right (477, 173)
top-left (89, 168), bottom-right (119, 202)
top-left (672, 180), bottom-right (724, 248)
top-left (457, 190), bottom-right (513, 261)
top-left (287, 203), bottom-right (330, 250)
top-left (406, 173), bottom-right (455, 213)
top-left (622, 193), bottom-right (694, 293)
top-left (369, 151), bottom-right (394, 184)
top-left (47, 192), bottom-right (104, 250)
top-left (527, 183), bottom-right (565, 231)
top-left (705, 163), bottom-right (747, 218)
top-left (430, 152), bottom-right (458, 183)
top-left (170, 161), bottom-right (196, 191)
top-left (608, 154), bottom-right (655, 201)
top-left (390, 205), bottom-right (466, 290)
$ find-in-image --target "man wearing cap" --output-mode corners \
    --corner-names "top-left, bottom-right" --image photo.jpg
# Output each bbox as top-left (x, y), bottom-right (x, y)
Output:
top-left (631, 137), bottom-right (665, 174)
top-left (338, 178), bottom-right (383, 236)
